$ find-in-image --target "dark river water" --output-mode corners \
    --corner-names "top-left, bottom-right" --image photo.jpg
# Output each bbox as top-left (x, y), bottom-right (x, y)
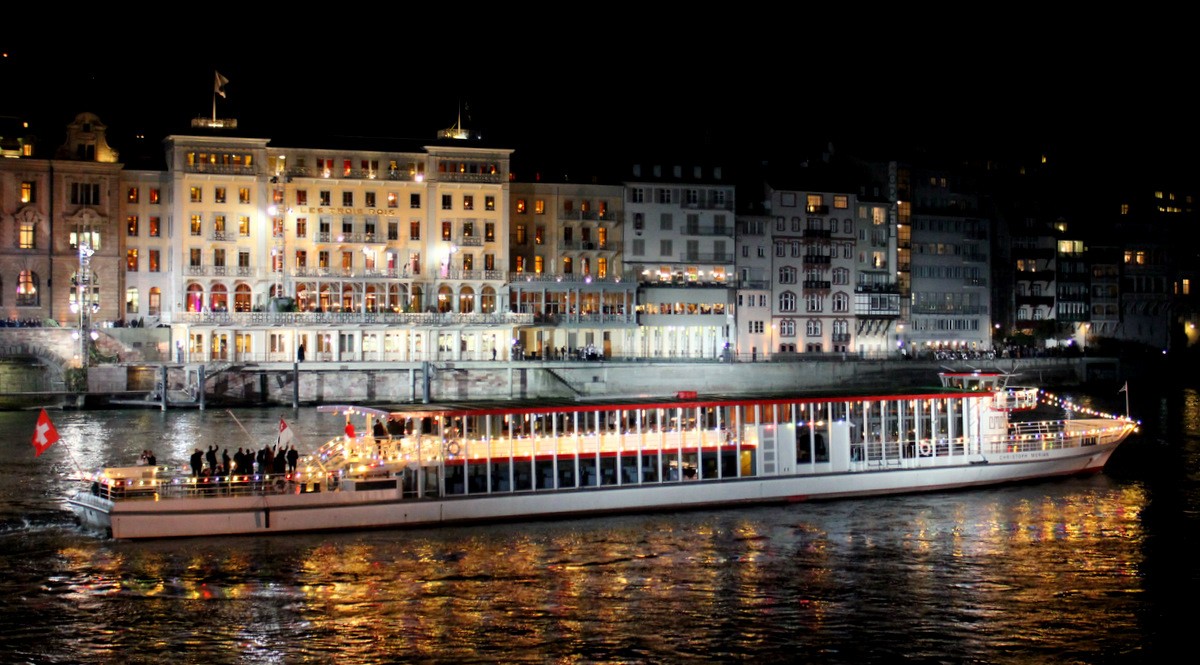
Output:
top-left (0, 384), bottom-right (1195, 664)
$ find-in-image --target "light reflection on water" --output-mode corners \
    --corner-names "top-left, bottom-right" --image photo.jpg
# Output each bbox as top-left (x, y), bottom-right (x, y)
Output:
top-left (0, 396), bottom-right (1191, 664)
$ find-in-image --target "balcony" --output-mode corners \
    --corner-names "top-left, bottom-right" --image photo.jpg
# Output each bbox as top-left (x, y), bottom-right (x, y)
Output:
top-left (802, 255), bottom-right (832, 266)
top-left (457, 235), bottom-right (484, 247)
top-left (314, 231), bottom-right (381, 244)
top-left (803, 280), bottom-right (832, 290)
top-left (511, 270), bottom-right (636, 286)
top-left (682, 224), bottom-right (735, 237)
top-left (292, 266), bottom-right (418, 280)
top-left (185, 163), bottom-right (255, 176)
top-left (209, 230), bottom-right (242, 242)
top-left (285, 167), bottom-right (422, 182)
top-left (803, 228), bottom-right (832, 240)
top-left (680, 252), bottom-right (735, 263)
top-left (177, 311), bottom-right (534, 327)
top-left (559, 240), bottom-right (611, 251)
top-left (806, 204), bottom-right (829, 215)
top-left (184, 265), bottom-right (268, 278)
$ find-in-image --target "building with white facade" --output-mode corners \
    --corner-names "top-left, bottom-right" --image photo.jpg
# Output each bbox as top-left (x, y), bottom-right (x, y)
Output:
top-left (623, 162), bottom-right (736, 359)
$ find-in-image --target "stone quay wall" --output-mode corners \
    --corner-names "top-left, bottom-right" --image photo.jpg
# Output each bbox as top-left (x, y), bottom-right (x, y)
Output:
top-left (194, 356), bottom-right (1112, 407)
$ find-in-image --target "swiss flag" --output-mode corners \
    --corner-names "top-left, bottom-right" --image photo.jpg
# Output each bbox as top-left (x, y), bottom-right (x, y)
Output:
top-left (32, 409), bottom-right (60, 457)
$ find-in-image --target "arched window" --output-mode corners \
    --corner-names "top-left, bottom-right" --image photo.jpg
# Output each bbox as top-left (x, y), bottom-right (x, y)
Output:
top-left (779, 266), bottom-right (796, 284)
top-left (780, 319), bottom-right (795, 337)
top-left (186, 283), bottom-right (204, 312)
top-left (806, 319), bottom-right (822, 337)
top-left (16, 270), bottom-right (38, 306)
top-left (209, 283), bottom-right (228, 312)
top-left (234, 283), bottom-right (252, 312)
top-left (779, 291), bottom-right (796, 312)
top-left (481, 285), bottom-right (497, 313)
top-left (437, 284), bottom-right (453, 313)
top-left (458, 285), bottom-right (475, 313)
top-left (126, 287), bottom-right (139, 314)
top-left (148, 287), bottom-right (161, 316)
top-left (833, 292), bottom-right (849, 312)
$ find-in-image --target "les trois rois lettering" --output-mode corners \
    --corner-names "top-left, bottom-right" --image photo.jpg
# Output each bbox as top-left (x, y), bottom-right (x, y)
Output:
top-left (297, 207), bottom-right (399, 217)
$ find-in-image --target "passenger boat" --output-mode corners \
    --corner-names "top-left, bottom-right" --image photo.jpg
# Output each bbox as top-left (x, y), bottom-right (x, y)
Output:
top-left (68, 371), bottom-right (1139, 540)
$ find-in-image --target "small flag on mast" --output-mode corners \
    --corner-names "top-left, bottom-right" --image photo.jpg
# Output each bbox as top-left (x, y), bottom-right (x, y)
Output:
top-left (277, 416), bottom-right (295, 447)
top-left (215, 71), bottom-right (229, 98)
top-left (1119, 381), bottom-right (1128, 393)
top-left (31, 408), bottom-right (60, 457)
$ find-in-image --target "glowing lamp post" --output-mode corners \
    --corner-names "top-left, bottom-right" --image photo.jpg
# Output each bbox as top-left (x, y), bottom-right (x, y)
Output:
top-left (70, 241), bottom-right (97, 367)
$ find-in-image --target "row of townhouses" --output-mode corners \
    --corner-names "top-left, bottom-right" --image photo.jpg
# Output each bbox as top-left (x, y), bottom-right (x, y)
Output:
top-left (1, 112), bottom-right (1197, 365)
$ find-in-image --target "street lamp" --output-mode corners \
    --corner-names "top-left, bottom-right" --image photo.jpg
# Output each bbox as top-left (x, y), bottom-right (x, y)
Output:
top-left (70, 241), bottom-right (96, 367)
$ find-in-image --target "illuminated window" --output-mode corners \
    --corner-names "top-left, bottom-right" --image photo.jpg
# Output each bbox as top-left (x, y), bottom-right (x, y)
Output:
top-left (410, 221), bottom-right (421, 240)
top-left (535, 226), bottom-right (544, 245)
top-left (297, 190), bottom-right (309, 206)
top-left (126, 288), bottom-right (139, 313)
top-left (149, 250), bottom-right (160, 272)
top-left (598, 257), bottom-right (607, 278)
top-left (296, 218), bottom-right (307, 238)
top-left (149, 188), bottom-right (160, 204)
top-left (534, 256), bottom-right (544, 273)
top-left (127, 187), bottom-right (139, 203)
top-left (190, 187), bottom-right (202, 203)
top-left (214, 187), bottom-right (226, 204)
top-left (16, 270), bottom-right (38, 306)
top-left (516, 224), bottom-right (526, 245)
top-left (148, 288), bottom-right (161, 315)
top-left (463, 195), bottom-right (474, 211)
top-left (442, 221), bottom-right (452, 241)
top-left (833, 195), bottom-right (849, 209)
top-left (21, 181), bottom-right (35, 203)
top-left (534, 199), bottom-right (545, 214)
top-left (516, 199), bottom-right (527, 214)
top-left (19, 221), bottom-right (35, 249)
top-left (127, 216), bottom-right (138, 236)
top-left (485, 195), bottom-right (495, 211)
top-left (190, 215), bottom-right (202, 236)
top-left (239, 216), bottom-right (251, 237)
top-left (239, 188), bottom-right (250, 204)
top-left (365, 192), bottom-right (376, 207)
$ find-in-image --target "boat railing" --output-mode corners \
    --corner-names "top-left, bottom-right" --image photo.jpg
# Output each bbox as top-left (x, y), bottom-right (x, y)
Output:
top-left (87, 471), bottom-right (314, 501)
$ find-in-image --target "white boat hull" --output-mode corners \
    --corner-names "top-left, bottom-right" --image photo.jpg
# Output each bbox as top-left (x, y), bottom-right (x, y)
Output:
top-left (68, 440), bottom-right (1120, 541)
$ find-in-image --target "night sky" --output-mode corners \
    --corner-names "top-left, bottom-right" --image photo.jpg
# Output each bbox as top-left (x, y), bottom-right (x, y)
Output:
top-left (3, 25), bottom-right (1193, 186)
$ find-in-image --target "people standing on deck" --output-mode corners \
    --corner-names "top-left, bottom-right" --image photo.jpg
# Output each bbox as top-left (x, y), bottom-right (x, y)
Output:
top-left (146, 450), bottom-right (156, 466)
top-left (272, 446), bottom-right (287, 475)
top-left (222, 448), bottom-right (231, 477)
top-left (190, 448), bottom-right (203, 476)
top-left (262, 444), bottom-right (275, 476)
top-left (287, 445), bottom-right (298, 474)
top-left (205, 446), bottom-right (218, 475)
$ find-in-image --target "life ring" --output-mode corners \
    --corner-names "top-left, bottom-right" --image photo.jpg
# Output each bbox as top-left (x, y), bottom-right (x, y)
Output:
top-left (446, 442), bottom-right (461, 457)
top-left (918, 441), bottom-right (933, 457)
